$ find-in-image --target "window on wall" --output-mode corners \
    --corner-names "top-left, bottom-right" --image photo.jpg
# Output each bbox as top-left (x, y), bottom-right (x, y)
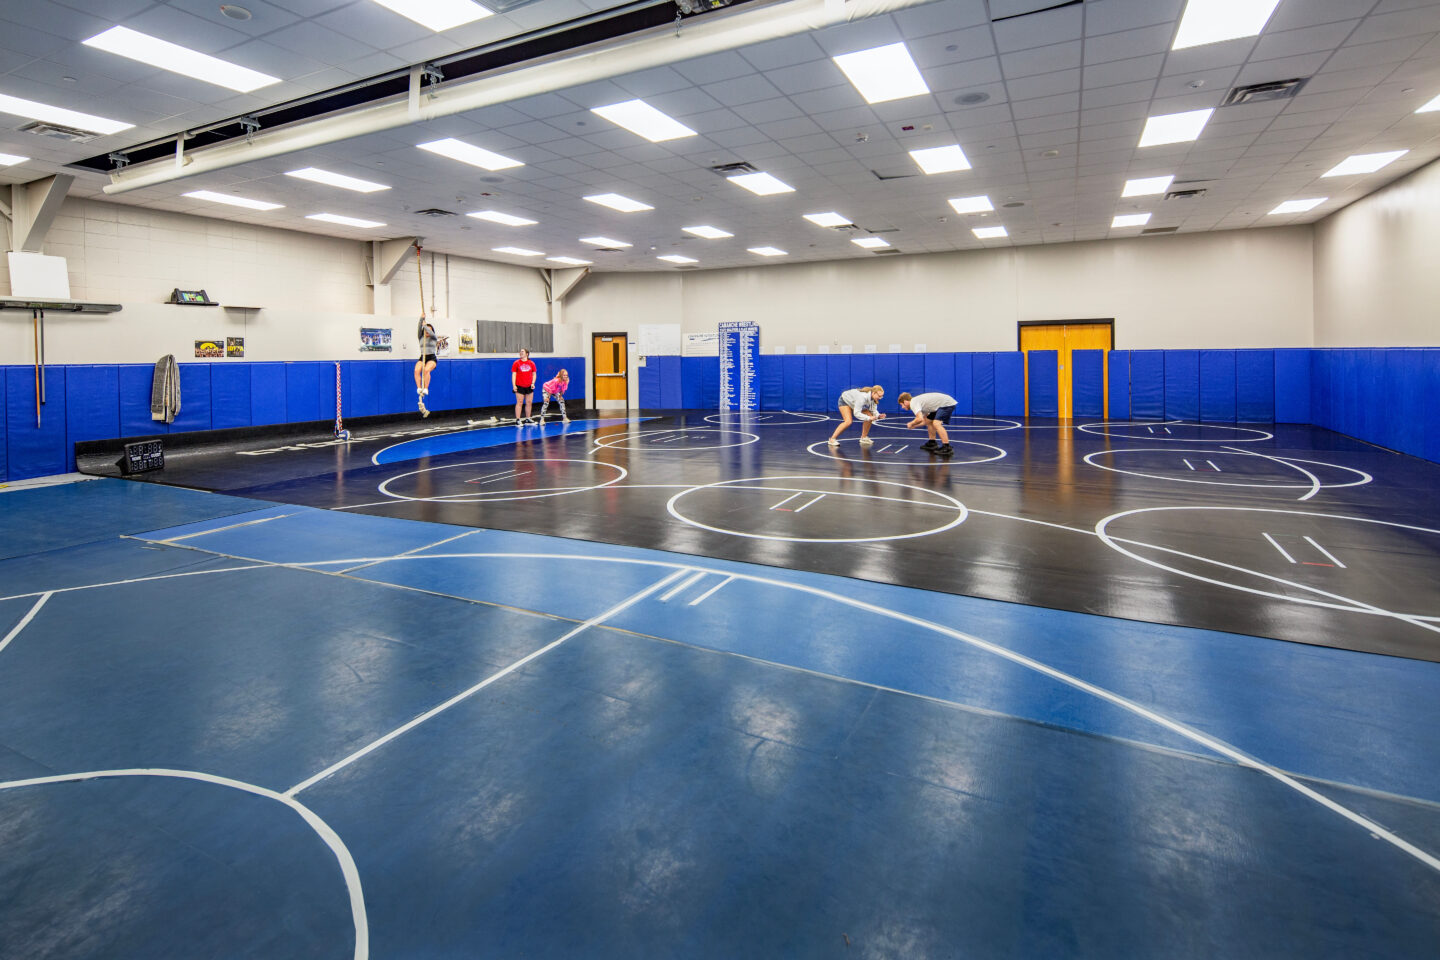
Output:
top-left (474, 321), bottom-right (553, 353)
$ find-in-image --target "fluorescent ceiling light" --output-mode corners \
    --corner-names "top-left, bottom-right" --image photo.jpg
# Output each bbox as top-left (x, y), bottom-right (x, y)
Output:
top-left (1321, 150), bottom-right (1408, 177)
top-left (307, 213), bottom-right (385, 228)
top-left (580, 236), bottom-right (631, 248)
top-left (909, 144), bottom-right (971, 174)
top-left (369, 0), bottom-right (493, 31)
top-left (803, 212), bottom-right (852, 227)
top-left (972, 226), bottom-right (1008, 239)
top-left (1122, 175), bottom-right (1174, 197)
top-left (0, 93), bottom-right (132, 136)
top-left (286, 167), bottom-right (389, 193)
top-left (1418, 93), bottom-right (1440, 113)
top-left (183, 189), bottom-right (283, 211)
top-left (546, 256), bottom-right (592, 266)
top-left (83, 25), bottom-right (279, 93)
top-left (728, 172), bottom-right (794, 196)
top-left (832, 42), bottom-right (929, 104)
top-left (659, 254), bottom-right (698, 264)
top-left (417, 138), bottom-right (522, 171)
top-left (0, 152), bottom-right (27, 166)
top-left (851, 237), bottom-right (890, 249)
top-left (947, 195), bottom-right (994, 214)
top-left (469, 210), bottom-right (537, 226)
top-left (584, 193), bottom-right (653, 213)
top-left (683, 225), bottom-right (733, 239)
top-left (748, 247), bottom-right (788, 257)
top-left (493, 246), bottom-right (543, 257)
top-left (1268, 198), bottom-right (1325, 215)
top-left (1172, 0), bottom-right (1280, 51)
top-left (1111, 213), bottom-right (1152, 228)
top-left (1138, 108), bottom-right (1214, 147)
top-left (591, 99), bottom-right (696, 142)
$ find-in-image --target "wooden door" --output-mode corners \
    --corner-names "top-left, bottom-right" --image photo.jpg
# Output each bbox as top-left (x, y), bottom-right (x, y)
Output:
top-left (593, 333), bottom-right (628, 406)
top-left (1019, 321), bottom-right (1114, 419)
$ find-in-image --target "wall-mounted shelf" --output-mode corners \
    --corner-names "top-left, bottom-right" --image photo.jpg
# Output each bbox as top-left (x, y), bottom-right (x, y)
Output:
top-left (168, 288), bottom-right (218, 306)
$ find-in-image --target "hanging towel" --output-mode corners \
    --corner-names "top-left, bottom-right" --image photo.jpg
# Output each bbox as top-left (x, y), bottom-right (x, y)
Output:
top-left (150, 354), bottom-right (181, 423)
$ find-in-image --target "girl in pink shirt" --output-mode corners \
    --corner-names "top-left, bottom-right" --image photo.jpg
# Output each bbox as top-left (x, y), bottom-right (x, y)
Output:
top-left (538, 369), bottom-right (571, 422)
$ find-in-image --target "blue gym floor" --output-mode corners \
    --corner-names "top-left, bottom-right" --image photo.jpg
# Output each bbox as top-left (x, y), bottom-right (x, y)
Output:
top-left (1, 475), bottom-right (1438, 958)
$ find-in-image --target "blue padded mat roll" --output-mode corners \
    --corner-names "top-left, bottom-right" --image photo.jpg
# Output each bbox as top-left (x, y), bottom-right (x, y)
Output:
top-left (64, 366), bottom-right (120, 446)
top-left (638, 362), bottom-right (661, 408)
top-left (1163, 350), bottom-right (1199, 421)
top-left (873, 354), bottom-right (898, 400)
top-left (660, 356), bottom-right (683, 408)
top-left (925, 353), bottom-right (956, 399)
top-left (171, 365), bottom-right (212, 433)
top-left (1107, 350), bottom-right (1130, 420)
top-left (995, 352), bottom-right (1024, 417)
top-left (1130, 350), bottom-right (1164, 419)
top-left (1235, 350), bottom-right (1274, 421)
top-left (209, 363), bottom-right (252, 429)
top-left (971, 353), bottom-right (995, 416)
top-left (952, 354), bottom-right (973, 414)
top-left (5, 365), bottom-right (68, 480)
top-left (827, 355), bottom-right (852, 408)
top-left (759, 356), bottom-right (783, 410)
top-left (1072, 350), bottom-right (1104, 419)
top-left (805, 356), bottom-right (827, 412)
top-left (897, 354), bottom-right (925, 395)
top-left (1027, 350), bottom-right (1058, 417)
top-left (1275, 348), bottom-right (1311, 423)
top-left (1199, 350), bottom-right (1236, 422)
top-left (782, 356), bottom-right (805, 410)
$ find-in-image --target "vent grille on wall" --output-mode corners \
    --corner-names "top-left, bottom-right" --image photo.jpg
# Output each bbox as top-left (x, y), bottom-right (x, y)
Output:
top-left (19, 121), bottom-right (100, 143)
top-left (1222, 78), bottom-right (1308, 106)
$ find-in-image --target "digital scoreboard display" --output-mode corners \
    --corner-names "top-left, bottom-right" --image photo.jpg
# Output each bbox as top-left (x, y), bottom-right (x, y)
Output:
top-left (121, 440), bottom-right (164, 474)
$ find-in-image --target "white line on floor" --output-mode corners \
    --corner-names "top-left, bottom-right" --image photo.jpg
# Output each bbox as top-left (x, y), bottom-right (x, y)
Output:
top-left (660, 571), bottom-right (708, 602)
top-left (1305, 536), bottom-right (1346, 568)
top-left (793, 494), bottom-right (826, 513)
top-left (157, 513), bottom-right (294, 542)
top-left (1262, 532), bottom-right (1296, 563)
top-left (0, 592), bottom-right (51, 657)
top-left (769, 492), bottom-right (803, 511)
top-left (688, 575), bottom-right (733, 606)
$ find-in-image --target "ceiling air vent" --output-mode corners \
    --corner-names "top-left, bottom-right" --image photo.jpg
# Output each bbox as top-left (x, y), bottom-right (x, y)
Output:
top-left (871, 169), bottom-right (917, 181)
top-left (709, 161), bottom-right (757, 175)
top-left (1141, 226), bottom-right (1179, 235)
top-left (1165, 188), bottom-right (1207, 201)
top-left (415, 208), bottom-right (457, 217)
top-left (18, 121), bottom-right (99, 143)
top-left (1222, 77), bottom-right (1308, 106)
top-left (872, 248), bottom-right (903, 254)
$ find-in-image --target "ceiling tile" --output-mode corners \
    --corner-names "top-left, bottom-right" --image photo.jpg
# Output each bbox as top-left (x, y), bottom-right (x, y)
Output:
top-left (992, 5), bottom-right (1083, 53)
top-left (1002, 41), bottom-right (1082, 78)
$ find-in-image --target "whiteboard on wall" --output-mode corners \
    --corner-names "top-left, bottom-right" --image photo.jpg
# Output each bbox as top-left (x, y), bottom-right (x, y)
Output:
top-left (7, 252), bottom-right (71, 299)
top-left (639, 323), bottom-right (681, 356)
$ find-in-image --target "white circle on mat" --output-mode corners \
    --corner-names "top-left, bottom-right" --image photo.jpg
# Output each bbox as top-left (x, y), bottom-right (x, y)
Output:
top-left (595, 429), bottom-right (759, 451)
top-left (378, 458), bottom-right (626, 503)
top-left (1083, 448), bottom-right (1371, 492)
top-left (1078, 421), bottom-right (1273, 442)
top-left (806, 438), bottom-right (1006, 465)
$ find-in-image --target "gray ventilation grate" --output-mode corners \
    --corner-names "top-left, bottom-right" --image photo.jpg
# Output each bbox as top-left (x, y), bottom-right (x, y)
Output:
top-left (1142, 226), bottom-right (1179, 234)
top-left (19, 121), bottom-right (99, 143)
top-left (1165, 189), bottom-right (1207, 201)
top-left (1222, 78), bottom-right (1308, 106)
top-left (415, 208), bottom-right (457, 217)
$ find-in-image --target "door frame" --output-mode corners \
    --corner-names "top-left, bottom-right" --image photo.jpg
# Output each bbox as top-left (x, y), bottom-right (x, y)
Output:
top-left (591, 331), bottom-right (629, 411)
top-left (1015, 318), bottom-right (1116, 349)
top-left (1017, 319), bottom-right (1116, 420)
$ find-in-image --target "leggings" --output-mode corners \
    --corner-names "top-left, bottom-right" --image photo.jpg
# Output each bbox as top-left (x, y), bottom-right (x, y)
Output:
top-left (539, 391), bottom-right (567, 418)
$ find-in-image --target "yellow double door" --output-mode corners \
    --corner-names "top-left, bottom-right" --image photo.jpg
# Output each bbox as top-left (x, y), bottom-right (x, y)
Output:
top-left (1019, 322), bottom-right (1112, 419)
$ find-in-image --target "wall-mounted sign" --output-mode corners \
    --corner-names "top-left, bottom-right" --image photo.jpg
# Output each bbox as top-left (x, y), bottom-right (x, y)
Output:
top-left (194, 339), bottom-right (223, 358)
top-left (360, 327), bottom-right (392, 352)
top-left (226, 337), bottom-right (245, 357)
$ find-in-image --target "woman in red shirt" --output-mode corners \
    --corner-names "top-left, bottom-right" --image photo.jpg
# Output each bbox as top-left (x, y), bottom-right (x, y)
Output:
top-left (511, 349), bottom-right (538, 423)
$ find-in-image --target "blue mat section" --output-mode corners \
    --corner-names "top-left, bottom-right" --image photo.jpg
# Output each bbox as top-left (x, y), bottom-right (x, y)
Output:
top-left (759, 356), bottom-right (783, 410)
top-left (1129, 350), bottom-right (1163, 419)
top-left (285, 363), bottom-right (322, 423)
top-left (371, 418), bottom-right (646, 465)
top-left (1275, 348), bottom-right (1311, 424)
top-left (118, 364), bottom-right (161, 438)
top-left (638, 362), bottom-right (661, 409)
top-left (971, 353), bottom-right (995, 415)
top-left (804, 356), bottom-right (827, 412)
top-left (5, 366), bottom-right (68, 481)
top-left (64, 366), bottom-right (120, 449)
top-left (210, 365), bottom-right (251, 430)
top-left (1199, 350), bottom-right (1236, 422)
top-left (872, 354), bottom-right (898, 403)
top-left (849, 354), bottom-right (874, 392)
top-left (657, 357), bottom-right (681, 408)
top-left (897, 354), bottom-right (924, 395)
top-left (1027, 350), bottom-right (1058, 417)
top-left (171, 365), bottom-right (211, 434)
top-left (1108, 350), bottom-right (1130, 420)
top-left (680, 358), bottom-right (705, 409)
top-left (826, 356), bottom-right (850, 408)
top-left (1163, 349), bottom-right (1198, 420)
top-left (924, 353), bottom-right (955, 399)
top-left (250, 363), bottom-right (287, 426)
top-left (698, 358), bottom-right (719, 409)
top-left (350, 361), bottom-right (381, 418)
top-left (781, 356), bottom-right (805, 410)
top-left (994, 352), bottom-right (1024, 417)
top-left (1072, 350), bottom-right (1104, 418)
top-left (1236, 350), bottom-right (1274, 421)
top-left (1427, 350), bottom-right (1440, 463)
top-left (952, 354), bottom-right (973, 414)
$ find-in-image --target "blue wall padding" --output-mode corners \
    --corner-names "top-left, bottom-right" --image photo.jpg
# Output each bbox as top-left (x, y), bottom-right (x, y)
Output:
top-left (1027, 350), bottom-right (1059, 417)
top-left (1275, 348), bottom-right (1310, 423)
top-left (827, 355), bottom-right (851, 406)
top-left (0, 369), bottom-right (6, 479)
top-left (924, 353), bottom-right (955, 399)
top-left (1426, 350), bottom-right (1440, 463)
top-left (65, 366), bottom-right (120, 447)
top-left (350, 361), bottom-right (382, 417)
top-left (6, 366), bottom-right (68, 480)
top-left (285, 362), bottom-right (322, 422)
top-left (638, 363), bottom-right (661, 408)
top-left (209, 364), bottom-right (252, 430)
top-left (1072, 350), bottom-right (1104, 419)
top-left (897, 354), bottom-right (924, 394)
top-left (471, 359), bottom-right (497, 406)
top-left (849, 355), bottom-right (874, 393)
top-left (759, 356), bottom-right (783, 410)
top-left (1199, 350), bottom-right (1236, 422)
top-left (971, 353), bottom-right (995, 415)
top-left (1387, 350), bottom-right (1424, 456)
top-left (570, 358), bottom-right (586, 400)
top-left (680, 357), bottom-right (706, 409)
top-left (994, 352), bottom-right (1025, 417)
top-left (250, 364), bottom-right (287, 425)
top-left (951, 354), bottom-right (973, 414)
top-left (451, 361), bottom-right (475, 411)
top-left (1107, 350), bottom-right (1130, 420)
top-left (659, 356), bottom-right (682, 407)
top-left (1130, 350), bottom-right (1164, 419)
top-left (805, 356), bottom-right (827, 412)
top-left (171, 365), bottom-right (212, 433)
top-left (1235, 350), bottom-right (1274, 421)
top-left (118, 364), bottom-right (163, 436)
top-left (1163, 349), bottom-right (1199, 420)
top-left (424, 362), bottom-right (452, 412)
top-left (872, 354), bottom-right (898, 400)
top-left (699, 356), bottom-right (720, 409)
top-left (782, 356), bottom-right (805, 409)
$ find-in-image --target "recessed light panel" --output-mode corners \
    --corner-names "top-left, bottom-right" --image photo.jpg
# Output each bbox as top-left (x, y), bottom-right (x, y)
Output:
top-left (1419, 93), bottom-right (1440, 113)
top-left (972, 226), bottom-right (1008, 239)
top-left (947, 195), bottom-right (994, 214)
top-left (0, 93), bottom-right (132, 136)
top-left (1268, 198), bottom-right (1325, 215)
top-left (659, 254), bottom-right (698, 264)
top-left (909, 144), bottom-right (971, 174)
top-left (1138, 108), bottom-right (1214, 147)
top-left (851, 237), bottom-right (890, 249)
top-left (493, 246), bottom-right (544, 257)
top-left (1122, 175), bottom-right (1174, 197)
top-left (417, 138), bottom-right (522, 171)
top-left (803, 212), bottom-right (852, 227)
top-left (591, 99), bottom-right (697, 142)
top-left (83, 26), bottom-right (280, 92)
top-left (728, 172), bottom-right (795, 196)
top-left (683, 225), bottom-right (733, 239)
top-left (832, 43), bottom-right (929, 104)
top-left (1111, 213), bottom-right (1152, 228)
top-left (286, 167), bottom-right (389, 193)
top-left (1321, 151), bottom-right (1407, 177)
top-left (748, 247), bottom-right (787, 257)
top-left (1172, 0), bottom-right (1281, 51)
top-left (546, 256), bottom-right (592, 266)
top-left (0, 153), bottom-right (27, 166)
top-left (584, 193), bottom-right (653, 212)
top-left (580, 236), bottom-right (631, 248)
top-left (370, 0), bottom-right (493, 31)
top-left (307, 213), bottom-right (385, 228)
top-left (183, 190), bottom-right (283, 211)
top-left (469, 210), bottom-right (538, 226)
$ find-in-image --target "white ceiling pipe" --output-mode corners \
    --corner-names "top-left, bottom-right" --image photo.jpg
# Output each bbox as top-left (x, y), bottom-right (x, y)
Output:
top-left (104, 0), bottom-right (942, 195)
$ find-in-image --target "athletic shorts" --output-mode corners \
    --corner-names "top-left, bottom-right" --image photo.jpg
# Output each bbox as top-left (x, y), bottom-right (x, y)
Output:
top-left (420, 354), bottom-right (437, 365)
top-left (925, 405), bottom-right (956, 424)
top-left (514, 385), bottom-right (534, 395)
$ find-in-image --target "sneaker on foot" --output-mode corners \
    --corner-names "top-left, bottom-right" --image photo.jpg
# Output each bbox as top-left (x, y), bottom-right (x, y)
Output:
top-left (562, 417), bottom-right (570, 423)
top-left (827, 438), bottom-right (839, 447)
top-left (922, 439), bottom-right (939, 450)
top-left (936, 444), bottom-right (953, 457)
top-left (858, 437), bottom-right (874, 446)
